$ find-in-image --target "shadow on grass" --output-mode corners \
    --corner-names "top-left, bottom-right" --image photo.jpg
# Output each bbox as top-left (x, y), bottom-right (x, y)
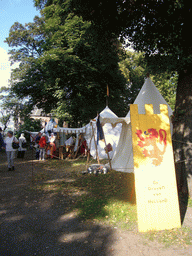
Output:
top-left (69, 170), bottom-right (137, 229)
top-left (0, 152), bottom-right (118, 255)
top-left (29, 155), bottom-right (137, 230)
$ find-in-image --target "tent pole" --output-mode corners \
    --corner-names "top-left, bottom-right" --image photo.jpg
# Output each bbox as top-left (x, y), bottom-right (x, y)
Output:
top-left (106, 96), bottom-right (108, 107)
top-left (103, 130), bottom-right (112, 170)
top-left (106, 85), bottom-right (109, 107)
top-left (86, 149), bottom-right (90, 171)
top-left (91, 122), bottom-right (100, 165)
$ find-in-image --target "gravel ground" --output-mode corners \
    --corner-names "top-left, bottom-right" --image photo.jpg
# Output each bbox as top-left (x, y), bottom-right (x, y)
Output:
top-left (1, 150), bottom-right (192, 256)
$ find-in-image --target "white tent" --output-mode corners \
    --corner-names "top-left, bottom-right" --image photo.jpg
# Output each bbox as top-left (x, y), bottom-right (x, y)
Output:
top-left (100, 77), bottom-right (173, 173)
top-left (126, 77), bottom-right (173, 117)
top-left (53, 124), bottom-right (90, 151)
top-left (88, 106), bottom-right (122, 159)
top-left (50, 106), bottom-right (121, 158)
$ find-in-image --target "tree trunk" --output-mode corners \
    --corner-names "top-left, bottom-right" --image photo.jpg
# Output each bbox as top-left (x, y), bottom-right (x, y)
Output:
top-left (172, 69), bottom-right (192, 199)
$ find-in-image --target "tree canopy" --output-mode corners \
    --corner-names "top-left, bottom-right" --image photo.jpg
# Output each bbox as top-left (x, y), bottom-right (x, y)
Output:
top-left (6, 1), bottom-right (128, 126)
top-left (6, 0), bottom-right (180, 126)
top-left (69, 0), bottom-right (192, 69)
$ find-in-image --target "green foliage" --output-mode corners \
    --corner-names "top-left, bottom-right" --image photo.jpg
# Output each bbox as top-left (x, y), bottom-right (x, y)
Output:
top-left (119, 51), bottom-right (177, 110)
top-left (6, 0), bottom-right (179, 126)
top-left (5, 16), bottom-right (57, 113)
top-left (0, 89), bottom-right (26, 131)
top-left (151, 72), bottom-right (178, 110)
top-left (119, 51), bottom-right (146, 110)
top-left (70, 0), bottom-right (192, 72)
top-left (7, 0), bottom-right (127, 125)
top-left (188, 198), bottom-right (192, 207)
top-left (16, 118), bottom-right (41, 141)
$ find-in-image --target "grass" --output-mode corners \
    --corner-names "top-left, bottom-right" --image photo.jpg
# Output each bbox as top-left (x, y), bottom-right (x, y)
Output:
top-left (143, 227), bottom-right (192, 248)
top-left (31, 157), bottom-right (192, 247)
top-left (188, 198), bottom-right (192, 208)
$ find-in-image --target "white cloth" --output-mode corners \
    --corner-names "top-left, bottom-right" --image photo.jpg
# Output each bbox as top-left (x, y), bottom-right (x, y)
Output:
top-left (5, 136), bottom-right (18, 152)
top-left (49, 135), bottom-right (56, 143)
top-left (65, 136), bottom-right (74, 146)
top-left (19, 135), bottom-right (27, 151)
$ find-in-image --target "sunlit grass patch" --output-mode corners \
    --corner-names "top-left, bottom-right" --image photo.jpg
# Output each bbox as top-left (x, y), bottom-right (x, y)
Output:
top-left (143, 227), bottom-right (192, 248)
top-left (75, 196), bottom-right (137, 230)
top-left (29, 158), bottom-right (192, 247)
top-left (188, 198), bottom-right (192, 207)
top-left (103, 200), bottom-right (137, 228)
top-left (72, 169), bottom-right (137, 229)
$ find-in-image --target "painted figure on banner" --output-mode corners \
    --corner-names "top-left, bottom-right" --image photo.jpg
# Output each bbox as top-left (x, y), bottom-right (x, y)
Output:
top-left (136, 128), bottom-right (167, 166)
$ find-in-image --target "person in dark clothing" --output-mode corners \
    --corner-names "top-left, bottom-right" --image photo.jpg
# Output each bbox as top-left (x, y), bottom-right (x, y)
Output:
top-left (0, 127), bottom-right (5, 151)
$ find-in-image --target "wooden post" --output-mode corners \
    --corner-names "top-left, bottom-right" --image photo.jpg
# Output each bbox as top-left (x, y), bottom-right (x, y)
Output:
top-left (86, 149), bottom-right (90, 171)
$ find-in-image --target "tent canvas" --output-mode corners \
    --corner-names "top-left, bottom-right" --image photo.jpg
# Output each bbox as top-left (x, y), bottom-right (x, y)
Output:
top-left (102, 77), bottom-right (173, 173)
top-left (89, 106), bottom-right (122, 159)
top-left (126, 77), bottom-right (173, 117)
top-left (49, 106), bottom-right (122, 159)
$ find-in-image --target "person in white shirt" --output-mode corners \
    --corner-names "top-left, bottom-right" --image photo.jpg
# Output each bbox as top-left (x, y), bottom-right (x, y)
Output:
top-left (4, 131), bottom-right (19, 171)
top-left (18, 133), bottom-right (27, 159)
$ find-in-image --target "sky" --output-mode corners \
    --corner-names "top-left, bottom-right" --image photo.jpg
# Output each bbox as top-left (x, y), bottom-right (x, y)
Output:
top-left (0, 0), bottom-right (40, 88)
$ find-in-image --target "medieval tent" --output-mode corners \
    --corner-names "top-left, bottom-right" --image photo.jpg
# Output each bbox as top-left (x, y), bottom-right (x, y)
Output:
top-left (88, 106), bottom-right (122, 159)
top-left (28, 107), bottom-right (120, 159)
top-left (51, 107), bottom-right (121, 159)
top-left (100, 77), bottom-right (173, 172)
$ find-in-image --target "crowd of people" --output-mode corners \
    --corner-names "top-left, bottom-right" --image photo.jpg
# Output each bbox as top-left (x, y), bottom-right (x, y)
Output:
top-left (0, 128), bottom-right (57, 171)
top-left (34, 132), bottom-right (56, 161)
top-left (0, 127), bottom-right (87, 172)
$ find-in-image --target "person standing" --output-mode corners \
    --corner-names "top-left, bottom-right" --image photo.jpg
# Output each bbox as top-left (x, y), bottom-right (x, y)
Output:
top-left (39, 133), bottom-right (47, 161)
top-left (49, 133), bottom-right (56, 159)
top-left (35, 132), bottom-right (41, 160)
top-left (4, 131), bottom-right (19, 171)
top-left (18, 133), bottom-right (27, 159)
top-left (0, 127), bottom-right (5, 151)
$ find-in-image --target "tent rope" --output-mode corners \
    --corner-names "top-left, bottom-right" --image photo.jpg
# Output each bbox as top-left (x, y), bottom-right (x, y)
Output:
top-left (175, 158), bottom-right (192, 164)
top-left (172, 140), bottom-right (192, 164)
top-left (172, 139), bottom-right (192, 145)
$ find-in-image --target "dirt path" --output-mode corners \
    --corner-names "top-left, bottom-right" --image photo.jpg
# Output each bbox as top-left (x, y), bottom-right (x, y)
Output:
top-left (1, 150), bottom-right (192, 256)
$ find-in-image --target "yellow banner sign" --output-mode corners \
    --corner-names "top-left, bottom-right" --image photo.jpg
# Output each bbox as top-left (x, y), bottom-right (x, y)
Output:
top-left (130, 104), bottom-right (181, 232)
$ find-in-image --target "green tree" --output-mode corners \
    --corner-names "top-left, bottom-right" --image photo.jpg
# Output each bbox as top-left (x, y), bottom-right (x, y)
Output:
top-left (16, 118), bottom-right (41, 141)
top-left (5, 17), bottom-right (57, 113)
top-left (119, 51), bottom-right (147, 110)
top-left (150, 72), bottom-right (178, 111)
top-left (119, 51), bottom-right (177, 111)
top-left (65, 0), bottom-right (191, 196)
top-left (0, 88), bottom-right (26, 131)
top-left (6, 1), bottom-right (127, 126)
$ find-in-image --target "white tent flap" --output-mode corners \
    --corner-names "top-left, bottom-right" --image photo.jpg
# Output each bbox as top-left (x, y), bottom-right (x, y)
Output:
top-left (111, 77), bottom-right (173, 173)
